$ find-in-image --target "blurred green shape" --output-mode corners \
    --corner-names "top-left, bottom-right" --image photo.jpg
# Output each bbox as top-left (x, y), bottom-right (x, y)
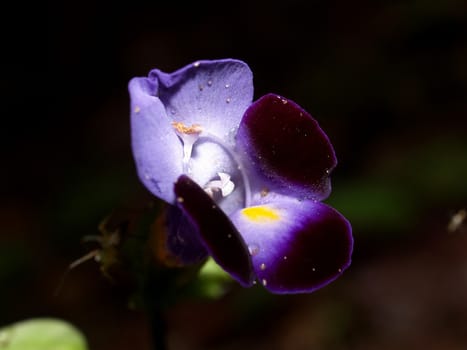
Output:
top-left (399, 138), bottom-right (467, 201)
top-left (330, 136), bottom-right (467, 237)
top-left (328, 181), bottom-right (417, 235)
top-left (193, 258), bottom-right (233, 299)
top-left (0, 318), bottom-right (88, 350)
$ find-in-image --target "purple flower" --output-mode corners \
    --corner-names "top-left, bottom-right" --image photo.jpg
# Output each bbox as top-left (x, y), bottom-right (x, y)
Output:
top-left (129, 59), bottom-right (353, 294)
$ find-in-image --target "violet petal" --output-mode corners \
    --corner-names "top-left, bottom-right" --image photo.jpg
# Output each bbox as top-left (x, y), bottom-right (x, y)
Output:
top-left (174, 175), bottom-right (254, 286)
top-left (165, 206), bottom-right (209, 265)
top-left (129, 77), bottom-right (183, 203)
top-left (150, 59), bottom-right (253, 139)
top-left (231, 199), bottom-right (353, 294)
top-left (236, 93), bottom-right (337, 201)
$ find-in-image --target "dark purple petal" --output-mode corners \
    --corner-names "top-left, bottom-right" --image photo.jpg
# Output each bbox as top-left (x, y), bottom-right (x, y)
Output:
top-left (230, 199), bottom-right (353, 294)
top-left (236, 93), bottom-right (337, 201)
top-left (150, 59), bottom-right (253, 139)
top-left (165, 206), bottom-right (208, 265)
top-left (129, 77), bottom-right (183, 203)
top-left (174, 175), bottom-right (254, 286)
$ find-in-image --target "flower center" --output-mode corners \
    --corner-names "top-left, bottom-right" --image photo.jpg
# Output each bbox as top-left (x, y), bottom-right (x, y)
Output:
top-left (172, 121), bottom-right (251, 208)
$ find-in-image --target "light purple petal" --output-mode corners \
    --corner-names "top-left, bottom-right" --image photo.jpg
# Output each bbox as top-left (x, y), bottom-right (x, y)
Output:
top-left (150, 59), bottom-right (253, 140)
top-left (236, 93), bottom-right (337, 201)
top-left (230, 199), bottom-right (353, 294)
top-left (129, 77), bottom-right (183, 203)
top-left (174, 175), bottom-right (254, 287)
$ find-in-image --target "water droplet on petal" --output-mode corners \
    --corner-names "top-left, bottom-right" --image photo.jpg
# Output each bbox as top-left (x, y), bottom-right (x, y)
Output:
top-left (207, 80), bottom-right (212, 86)
top-left (262, 279), bottom-right (267, 286)
top-left (199, 84), bottom-right (204, 91)
top-left (248, 245), bottom-right (259, 256)
top-left (193, 61), bottom-right (200, 67)
top-left (226, 98), bottom-right (231, 103)
top-left (260, 263), bottom-right (266, 270)
top-left (225, 84), bottom-right (230, 88)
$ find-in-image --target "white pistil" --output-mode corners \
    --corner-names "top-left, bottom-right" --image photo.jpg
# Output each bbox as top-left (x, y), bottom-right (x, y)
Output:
top-left (172, 122), bottom-right (202, 173)
top-left (182, 142), bottom-right (194, 166)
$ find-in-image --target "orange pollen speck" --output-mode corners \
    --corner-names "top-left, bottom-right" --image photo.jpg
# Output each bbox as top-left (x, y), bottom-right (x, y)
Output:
top-left (172, 121), bottom-right (202, 134)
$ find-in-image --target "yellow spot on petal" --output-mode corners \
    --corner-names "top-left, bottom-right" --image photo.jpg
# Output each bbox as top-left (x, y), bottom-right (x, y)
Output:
top-left (242, 206), bottom-right (280, 223)
top-left (134, 105), bottom-right (141, 113)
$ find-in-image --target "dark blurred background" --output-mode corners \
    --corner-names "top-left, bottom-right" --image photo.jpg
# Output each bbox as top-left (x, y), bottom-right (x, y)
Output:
top-left (2, 0), bottom-right (467, 349)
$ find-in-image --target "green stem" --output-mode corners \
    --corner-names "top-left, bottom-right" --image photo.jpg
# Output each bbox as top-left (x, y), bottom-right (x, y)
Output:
top-left (148, 306), bottom-right (167, 350)
top-left (144, 267), bottom-right (171, 350)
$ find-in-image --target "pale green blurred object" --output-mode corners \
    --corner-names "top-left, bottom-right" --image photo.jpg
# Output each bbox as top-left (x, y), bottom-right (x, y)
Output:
top-left (0, 318), bottom-right (88, 350)
top-left (196, 258), bottom-right (233, 298)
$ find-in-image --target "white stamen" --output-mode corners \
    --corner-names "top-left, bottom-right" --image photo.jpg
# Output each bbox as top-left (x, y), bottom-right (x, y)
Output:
top-left (200, 132), bottom-right (252, 207)
top-left (205, 172), bottom-right (235, 197)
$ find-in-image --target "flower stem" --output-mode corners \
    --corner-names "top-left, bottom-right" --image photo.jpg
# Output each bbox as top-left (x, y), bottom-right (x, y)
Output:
top-left (148, 305), bottom-right (168, 350)
top-left (143, 268), bottom-right (170, 350)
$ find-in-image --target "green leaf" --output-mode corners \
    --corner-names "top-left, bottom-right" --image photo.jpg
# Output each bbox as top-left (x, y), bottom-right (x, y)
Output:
top-left (0, 318), bottom-right (88, 350)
